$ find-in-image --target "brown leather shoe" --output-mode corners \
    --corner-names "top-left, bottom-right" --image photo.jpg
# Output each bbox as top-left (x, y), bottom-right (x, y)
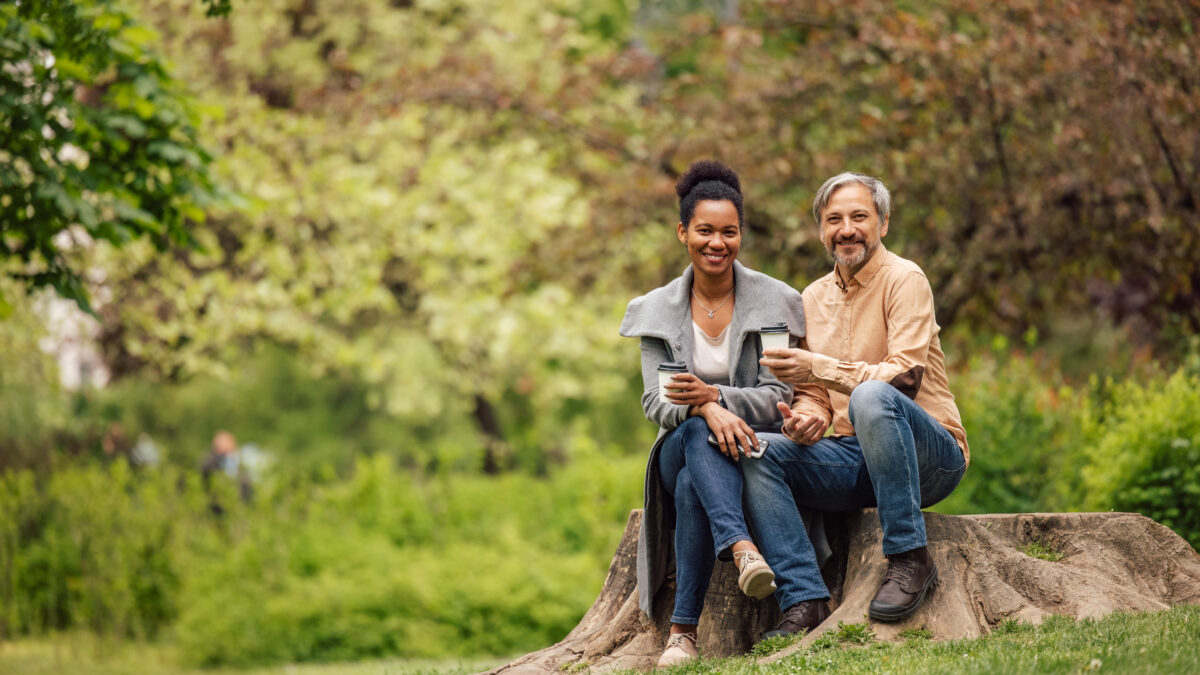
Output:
top-left (869, 546), bottom-right (938, 622)
top-left (763, 599), bottom-right (831, 639)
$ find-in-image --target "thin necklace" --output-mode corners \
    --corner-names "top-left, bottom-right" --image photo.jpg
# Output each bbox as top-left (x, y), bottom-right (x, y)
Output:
top-left (691, 286), bottom-right (733, 319)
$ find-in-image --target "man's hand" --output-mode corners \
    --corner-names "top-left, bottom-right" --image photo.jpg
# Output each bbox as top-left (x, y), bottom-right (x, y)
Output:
top-left (760, 347), bottom-right (815, 384)
top-left (778, 402), bottom-right (827, 445)
top-left (698, 403), bottom-right (759, 461)
top-left (665, 373), bottom-right (720, 407)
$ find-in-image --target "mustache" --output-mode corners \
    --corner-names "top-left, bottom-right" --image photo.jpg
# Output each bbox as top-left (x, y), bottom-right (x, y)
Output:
top-left (834, 236), bottom-right (865, 245)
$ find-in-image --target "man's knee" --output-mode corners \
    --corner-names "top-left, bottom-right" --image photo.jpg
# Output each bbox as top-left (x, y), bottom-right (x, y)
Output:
top-left (741, 449), bottom-right (785, 491)
top-left (848, 380), bottom-right (899, 427)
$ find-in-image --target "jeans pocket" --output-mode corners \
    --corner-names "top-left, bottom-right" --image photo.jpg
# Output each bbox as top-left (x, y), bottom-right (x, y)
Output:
top-left (919, 464), bottom-right (965, 507)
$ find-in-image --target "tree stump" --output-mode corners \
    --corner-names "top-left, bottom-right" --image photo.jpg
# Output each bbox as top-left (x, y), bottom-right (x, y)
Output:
top-left (485, 509), bottom-right (1200, 673)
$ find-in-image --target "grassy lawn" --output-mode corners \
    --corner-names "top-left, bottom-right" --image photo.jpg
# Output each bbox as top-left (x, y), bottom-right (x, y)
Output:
top-left (3, 606), bottom-right (1197, 674)
top-left (0, 634), bottom-right (506, 675)
top-left (649, 604), bottom-right (1200, 674)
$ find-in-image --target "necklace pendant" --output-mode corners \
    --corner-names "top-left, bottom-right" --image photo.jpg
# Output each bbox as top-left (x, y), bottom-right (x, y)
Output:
top-left (707, 311), bottom-right (715, 319)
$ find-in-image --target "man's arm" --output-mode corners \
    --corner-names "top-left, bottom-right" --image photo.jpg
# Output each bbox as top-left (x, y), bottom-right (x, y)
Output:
top-left (790, 381), bottom-right (833, 425)
top-left (809, 271), bottom-right (935, 398)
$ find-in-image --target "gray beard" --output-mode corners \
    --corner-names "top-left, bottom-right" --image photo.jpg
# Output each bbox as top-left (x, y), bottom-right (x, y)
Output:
top-left (827, 242), bottom-right (872, 270)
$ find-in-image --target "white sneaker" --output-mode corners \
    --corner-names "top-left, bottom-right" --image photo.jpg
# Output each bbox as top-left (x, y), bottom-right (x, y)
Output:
top-left (657, 631), bottom-right (699, 668)
top-left (734, 550), bottom-right (777, 599)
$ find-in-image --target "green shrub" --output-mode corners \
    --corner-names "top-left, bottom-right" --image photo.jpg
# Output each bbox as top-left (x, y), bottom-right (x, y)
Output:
top-left (1074, 369), bottom-right (1200, 549)
top-left (935, 344), bottom-right (1082, 515)
top-left (0, 463), bottom-right (213, 639)
top-left (171, 450), bottom-right (643, 666)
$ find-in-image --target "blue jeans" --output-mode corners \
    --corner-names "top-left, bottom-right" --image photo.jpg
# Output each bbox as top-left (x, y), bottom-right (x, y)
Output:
top-left (658, 416), bottom-right (754, 625)
top-left (742, 380), bottom-right (965, 612)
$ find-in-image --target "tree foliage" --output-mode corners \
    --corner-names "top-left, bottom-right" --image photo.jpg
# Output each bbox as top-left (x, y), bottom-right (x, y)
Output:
top-left (0, 0), bottom-right (218, 315)
top-left (56, 0), bottom-right (1200, 470)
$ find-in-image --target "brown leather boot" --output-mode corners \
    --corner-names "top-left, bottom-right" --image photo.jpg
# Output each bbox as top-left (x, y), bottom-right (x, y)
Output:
top-left (763, 599), bottom-right (831, 639)
top-left (869, 546), bottom-right (938, 622)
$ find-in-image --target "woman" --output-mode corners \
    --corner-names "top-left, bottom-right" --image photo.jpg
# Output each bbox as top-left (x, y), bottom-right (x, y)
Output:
top-left (618, 160), bottom-right (806, 666)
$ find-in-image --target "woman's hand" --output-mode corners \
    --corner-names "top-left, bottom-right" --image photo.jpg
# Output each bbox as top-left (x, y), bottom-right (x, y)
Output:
top-left (665, 373), bottom-right (720, 407)
top-left (698, 403), bottom-right (759, 461)
top-left (777, 402), bottom-right (828, 445)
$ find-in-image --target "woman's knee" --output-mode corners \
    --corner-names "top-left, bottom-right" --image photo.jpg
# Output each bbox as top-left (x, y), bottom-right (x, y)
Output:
top-left (677, 415), bottom-right (710, 438)
top-left (677, 416), bottom-right (714, 454)
top-left (674, 467), bottom-right (703, 511)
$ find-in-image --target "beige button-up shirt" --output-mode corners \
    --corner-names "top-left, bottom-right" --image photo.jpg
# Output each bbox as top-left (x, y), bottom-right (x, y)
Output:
top-left (792, 246), bottom-right (970, 465)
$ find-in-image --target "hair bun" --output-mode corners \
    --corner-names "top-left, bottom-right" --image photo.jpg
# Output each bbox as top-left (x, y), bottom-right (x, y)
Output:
top-left (675, 159), bottom-right (741, 199)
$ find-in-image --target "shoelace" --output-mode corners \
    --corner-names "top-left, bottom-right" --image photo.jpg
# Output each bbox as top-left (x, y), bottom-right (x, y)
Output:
top-left (733, 550), bottom-right (762, 571)
top-left (666, 632), bottom-right (697, 649)
top-left (884, 556), bottom-right (920, 585)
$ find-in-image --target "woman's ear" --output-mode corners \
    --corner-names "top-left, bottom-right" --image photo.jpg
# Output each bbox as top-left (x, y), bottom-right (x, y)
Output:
top-left (677, 221), bottom-right (687, 244)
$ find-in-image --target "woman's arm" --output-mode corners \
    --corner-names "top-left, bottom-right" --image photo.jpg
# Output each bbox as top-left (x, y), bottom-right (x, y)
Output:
top-left (638, 336), bottom-right (689, 430)
top-left (715, 361), bottom-right (792, 429)
top-left (715, 286), bottom-right (804, 429)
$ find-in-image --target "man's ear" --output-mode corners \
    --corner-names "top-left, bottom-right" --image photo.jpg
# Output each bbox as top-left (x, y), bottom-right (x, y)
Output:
top-left (677, 221), bottom-right (687, 244)
top-left (880, 214), bottom-right (889, 238)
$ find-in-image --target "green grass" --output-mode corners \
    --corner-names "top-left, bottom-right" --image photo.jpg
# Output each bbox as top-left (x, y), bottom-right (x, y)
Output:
top-left (897, 627), bottom-right (933, 641)
top-left (645, 605), bottom-right (1200, 674)
top-left (5, 607), bottom-right (1199, 675)
top-left (0, 634), bottom-right (506, 675)
top-left (1021, 536), bottom-right (1066, 562)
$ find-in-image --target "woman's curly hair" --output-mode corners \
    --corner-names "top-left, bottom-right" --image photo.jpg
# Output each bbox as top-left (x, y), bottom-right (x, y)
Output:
top-left (676, 159), bottom-right (744, 230)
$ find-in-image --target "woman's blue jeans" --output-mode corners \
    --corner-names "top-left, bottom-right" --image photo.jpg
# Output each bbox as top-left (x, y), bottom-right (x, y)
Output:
top-left (657, 416), bottom-right (754, 625)
top-left (742, 380), bottom-right (966, 613)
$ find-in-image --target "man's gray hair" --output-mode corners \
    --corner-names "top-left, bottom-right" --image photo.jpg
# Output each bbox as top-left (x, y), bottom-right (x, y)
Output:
top-left (811, 172), bottom-right (891, 227)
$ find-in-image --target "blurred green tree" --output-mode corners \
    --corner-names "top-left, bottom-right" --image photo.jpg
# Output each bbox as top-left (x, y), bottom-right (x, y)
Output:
top-left (0, 0), bottom-right (219, 316)
top-left (74, 0), bottom-right (1200, 471)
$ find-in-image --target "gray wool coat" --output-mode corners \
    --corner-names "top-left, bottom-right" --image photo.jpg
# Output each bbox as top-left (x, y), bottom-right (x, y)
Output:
top-left (619, 260), bottom-right (806, 619)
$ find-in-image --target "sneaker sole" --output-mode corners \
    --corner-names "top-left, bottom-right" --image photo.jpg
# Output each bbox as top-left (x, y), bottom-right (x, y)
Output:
top-left (657, 648), bottom-right (699, 668)
top-left (868, 566), bottom-right (938, 622)
top-left (740, 568), bottom-right (778, 599)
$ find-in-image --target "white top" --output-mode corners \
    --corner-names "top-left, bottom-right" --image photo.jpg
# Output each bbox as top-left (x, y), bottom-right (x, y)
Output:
top-left (692, 321), bottom-right (731, 385)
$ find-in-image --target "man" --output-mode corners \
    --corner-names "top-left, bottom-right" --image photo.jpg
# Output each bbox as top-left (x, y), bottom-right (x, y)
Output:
top-left (200, 430), bottom-right (254, 510)
top-left (747, 172), bottom-right (969, 636)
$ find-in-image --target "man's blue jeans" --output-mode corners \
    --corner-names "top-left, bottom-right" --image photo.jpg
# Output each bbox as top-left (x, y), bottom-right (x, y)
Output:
top-left (658, 416), bottom-right (754, 625)
top-left (742, 380), bottom-right (966, 612)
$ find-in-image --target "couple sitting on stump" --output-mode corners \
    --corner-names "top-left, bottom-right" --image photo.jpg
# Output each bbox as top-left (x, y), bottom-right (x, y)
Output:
top-left (619, 161), bottom-right (970, 667)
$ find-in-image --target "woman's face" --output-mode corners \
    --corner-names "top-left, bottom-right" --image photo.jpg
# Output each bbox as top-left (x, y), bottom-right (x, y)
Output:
top-left (677, 199), bottom-right (741, 279)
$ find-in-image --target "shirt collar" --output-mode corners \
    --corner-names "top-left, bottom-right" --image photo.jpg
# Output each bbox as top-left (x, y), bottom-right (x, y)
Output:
top-left (834, 244), bottom-right (889, 291)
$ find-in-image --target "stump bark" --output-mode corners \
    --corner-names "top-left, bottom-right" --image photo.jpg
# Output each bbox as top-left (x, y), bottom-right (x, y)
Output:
top-left (485, 509), bottom-right (1200, 673)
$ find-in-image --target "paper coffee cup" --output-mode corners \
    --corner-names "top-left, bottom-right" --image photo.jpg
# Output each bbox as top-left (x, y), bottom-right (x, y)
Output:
top-left (657, 362), bottom-right (688, 404)
top-left (759, 323), bottom-right (790, 352)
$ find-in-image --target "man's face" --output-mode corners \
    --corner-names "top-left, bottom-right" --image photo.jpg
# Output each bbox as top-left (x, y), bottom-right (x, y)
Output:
top-left (818, 182), bottom-right (888, 274)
